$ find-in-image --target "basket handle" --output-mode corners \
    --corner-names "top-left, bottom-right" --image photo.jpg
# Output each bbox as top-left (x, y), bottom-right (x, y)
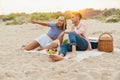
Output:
top-left (99, 32), bottom-right (113, 40)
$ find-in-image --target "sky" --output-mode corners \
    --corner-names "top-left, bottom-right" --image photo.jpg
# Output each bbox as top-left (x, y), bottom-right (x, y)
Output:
top-left (0, 0), bottom-right (120, 14)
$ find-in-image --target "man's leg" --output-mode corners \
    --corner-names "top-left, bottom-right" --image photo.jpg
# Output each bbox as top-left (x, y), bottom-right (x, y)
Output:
top-left (49, 44), bottom-right (71, 61)
top-left (68, 32), bottom-right (77, 58)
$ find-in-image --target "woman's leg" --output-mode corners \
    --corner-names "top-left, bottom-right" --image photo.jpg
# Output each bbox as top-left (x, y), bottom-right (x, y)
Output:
top-left (44, 42), bottom-right (58, 49)
top-left (36, 46), bottom-right (43, 51)
top-left (24, 40), bottom-right (58, 51)
top-left (24, 40), bottom-right (41, 50)
top-left (36, 42), bottom-right (58, 51)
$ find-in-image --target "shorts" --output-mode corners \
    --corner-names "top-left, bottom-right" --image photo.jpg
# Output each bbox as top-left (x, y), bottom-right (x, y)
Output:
top-left (35, 34), bottom-right (53, 48)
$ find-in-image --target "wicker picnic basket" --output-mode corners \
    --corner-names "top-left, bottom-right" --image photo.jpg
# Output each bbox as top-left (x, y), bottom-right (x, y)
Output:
top-left (98, 32), bottom-right (113, 52)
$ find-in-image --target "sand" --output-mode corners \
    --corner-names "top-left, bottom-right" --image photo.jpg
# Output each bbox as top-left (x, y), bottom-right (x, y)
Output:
top-left (0, 19), bottom-right (120, 80)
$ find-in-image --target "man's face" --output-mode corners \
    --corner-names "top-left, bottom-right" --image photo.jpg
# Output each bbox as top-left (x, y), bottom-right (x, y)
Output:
top-left (71, 14), bottom-right (79, 24)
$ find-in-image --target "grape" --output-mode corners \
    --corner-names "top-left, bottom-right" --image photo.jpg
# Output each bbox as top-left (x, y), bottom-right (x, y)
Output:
top-left (46, 49), bottom-right (57, 54)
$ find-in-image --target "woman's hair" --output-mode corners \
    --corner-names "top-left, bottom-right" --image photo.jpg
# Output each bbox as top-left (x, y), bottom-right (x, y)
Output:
top-left (63, 17), bottom-right (67, 30)
top-left (71, 11), bottom-right (82, 20)
top-left (57, 16), bottom-right (67, 30)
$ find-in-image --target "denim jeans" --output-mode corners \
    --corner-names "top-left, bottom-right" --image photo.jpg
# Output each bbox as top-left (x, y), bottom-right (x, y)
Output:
top-left (59, 32), bottom-right (88, 56)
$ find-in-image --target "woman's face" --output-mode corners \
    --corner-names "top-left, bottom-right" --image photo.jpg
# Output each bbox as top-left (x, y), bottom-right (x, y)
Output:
top-left (71, 14), bottom-right (79, 24)
top-left (56, 17), bottom-right (65, 27)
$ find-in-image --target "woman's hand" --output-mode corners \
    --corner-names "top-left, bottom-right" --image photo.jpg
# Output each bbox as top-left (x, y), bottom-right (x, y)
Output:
top-left (31, 20), bottom-right (37, 24)
top-left (31, 20), bottom-right (48, 26)
top-left (64, 30), bottom-right (70, 34)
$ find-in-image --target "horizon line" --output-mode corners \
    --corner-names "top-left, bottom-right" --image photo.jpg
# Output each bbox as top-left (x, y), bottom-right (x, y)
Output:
top-left (0, 7), bottom-right (120, 15)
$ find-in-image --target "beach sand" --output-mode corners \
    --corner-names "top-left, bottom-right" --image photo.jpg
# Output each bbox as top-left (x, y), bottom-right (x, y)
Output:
top-left (0, 19), bottom-right (120, 80)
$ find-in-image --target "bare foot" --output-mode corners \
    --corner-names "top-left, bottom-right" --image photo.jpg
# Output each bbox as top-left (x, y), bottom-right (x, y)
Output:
top-left (20, 45), bottom-right (26, 50)
top-left (49, 55), bottom-right (64, 61)
top-left (87, 48), bottom-right (92, 51)
top-left (68, 53), bottom-right (76, 59)
top-left (21, 45), bottom-right (26, 47)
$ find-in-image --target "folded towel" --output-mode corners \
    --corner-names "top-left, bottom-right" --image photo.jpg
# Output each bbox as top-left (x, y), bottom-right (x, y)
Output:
top-left (65, 49), bottom-right (104, 61)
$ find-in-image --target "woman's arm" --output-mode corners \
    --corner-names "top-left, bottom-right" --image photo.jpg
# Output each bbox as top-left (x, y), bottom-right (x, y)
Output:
top-left (58, 31), bottom-right (65, 46)
top-left (31, 20), bottom-right (49, 26)
top-left (58, 30), bottom-right (70, 46)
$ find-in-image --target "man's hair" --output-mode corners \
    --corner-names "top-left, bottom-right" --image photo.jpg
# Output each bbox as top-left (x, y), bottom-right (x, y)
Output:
top-left (71, 11), bottom-right (82, 20)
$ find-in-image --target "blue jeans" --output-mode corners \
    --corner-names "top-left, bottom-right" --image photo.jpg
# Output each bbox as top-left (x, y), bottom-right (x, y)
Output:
top-left (59, 32), bottom-right (88, 56)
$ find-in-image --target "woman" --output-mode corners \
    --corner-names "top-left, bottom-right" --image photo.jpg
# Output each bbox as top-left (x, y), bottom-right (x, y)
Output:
top-left (50, 11), bottom-right (92, 61)
top-left (23, 16), bottom-right (67, 51)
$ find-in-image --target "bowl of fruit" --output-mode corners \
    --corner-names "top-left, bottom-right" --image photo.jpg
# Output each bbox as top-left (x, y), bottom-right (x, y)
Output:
top-left (46, 48), bottom-right (58, 54)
